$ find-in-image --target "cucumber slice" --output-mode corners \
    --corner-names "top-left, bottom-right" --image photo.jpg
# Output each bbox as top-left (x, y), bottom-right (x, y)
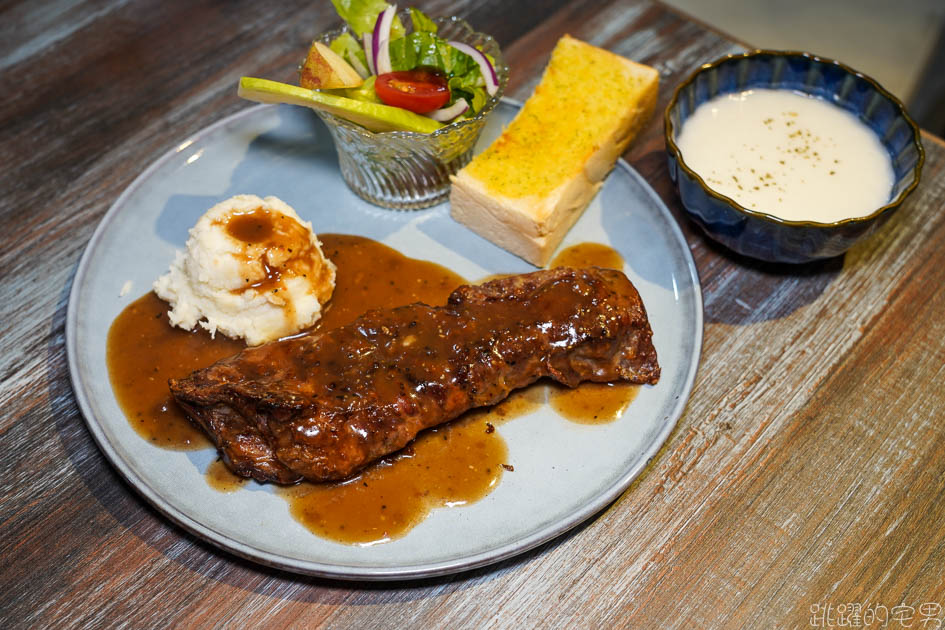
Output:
top-left (238, 77), bottom-right (443, 134)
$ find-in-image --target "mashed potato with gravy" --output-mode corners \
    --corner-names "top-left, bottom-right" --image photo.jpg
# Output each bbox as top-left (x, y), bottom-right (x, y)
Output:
top-left (153, 195), bottom-right (335, 345)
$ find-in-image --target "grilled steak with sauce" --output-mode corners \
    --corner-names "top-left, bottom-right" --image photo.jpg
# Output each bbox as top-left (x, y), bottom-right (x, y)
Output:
top-left (170, 267), bottom-right (660, 484)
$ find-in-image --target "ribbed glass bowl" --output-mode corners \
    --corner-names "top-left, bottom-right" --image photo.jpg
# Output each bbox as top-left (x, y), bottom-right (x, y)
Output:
top-left (312, 14), bottom-right (508, 210)
top-left (664, 50), bottom-right (924, 263)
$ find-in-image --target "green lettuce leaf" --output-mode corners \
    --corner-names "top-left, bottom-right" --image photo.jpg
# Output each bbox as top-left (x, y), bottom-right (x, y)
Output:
top-left (462, 86), bottom-right (488, 115)
top-left (389, 32), bottom-right (477, 75)
top-left (330, 0), bottom-right (404, 38)
top-left (333, 4), bottom-right (495, 117)
top-left (409, 7), bottom-right (438, 33)
top-left (330, 75), bottom-right (382, 103)
top-left (387, 30), bottom-right (492, 115)
top-left (447, 69), bottom-right (487, 113)
top-left (329, 32), bottom-right (370, 77)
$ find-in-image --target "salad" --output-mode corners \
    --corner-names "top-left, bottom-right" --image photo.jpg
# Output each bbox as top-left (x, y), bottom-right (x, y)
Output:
top-left (238, 2), bottom-right (502, 134)
top-left (316, 1), bottom-right (500, 122)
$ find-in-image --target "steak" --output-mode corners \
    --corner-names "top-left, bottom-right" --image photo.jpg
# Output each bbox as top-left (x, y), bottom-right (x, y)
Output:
top-left (170, 267), bottom-right (660, 484)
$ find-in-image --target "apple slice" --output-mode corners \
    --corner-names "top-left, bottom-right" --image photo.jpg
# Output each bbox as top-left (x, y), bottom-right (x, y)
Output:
top-left (238, 77), bottom-right (444, 134)
top-left (300, 41), bottom-right (364, 89)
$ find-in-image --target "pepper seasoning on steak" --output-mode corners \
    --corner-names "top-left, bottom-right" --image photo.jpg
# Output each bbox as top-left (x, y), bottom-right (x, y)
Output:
top-left (170, 267), bottom-right (660, 484)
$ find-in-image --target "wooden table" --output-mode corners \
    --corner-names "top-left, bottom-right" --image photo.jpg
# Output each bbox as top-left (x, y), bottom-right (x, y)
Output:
top-left (3, 1), bottom-right (943, 627)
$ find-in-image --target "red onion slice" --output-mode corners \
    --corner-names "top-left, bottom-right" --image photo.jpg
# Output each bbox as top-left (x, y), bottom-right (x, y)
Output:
top-left (372, 5), bottom-right (397, 76)
top-left (448, 40), bottom-right (499, 96)
top-left (425, 98), bottom-right (469, 122)
top-left (362, 33), bottom-right (375, 75)
top-left (370, 15), bottom-right (381, 71)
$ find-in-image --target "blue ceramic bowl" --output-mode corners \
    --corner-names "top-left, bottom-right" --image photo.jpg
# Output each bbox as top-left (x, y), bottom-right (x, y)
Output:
top-left (664, 50), bottom-right (924, 263)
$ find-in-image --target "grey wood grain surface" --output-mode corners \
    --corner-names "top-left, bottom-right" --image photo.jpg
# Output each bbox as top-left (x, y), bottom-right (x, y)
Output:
top-left (2, 0), bottom-right (943, 628)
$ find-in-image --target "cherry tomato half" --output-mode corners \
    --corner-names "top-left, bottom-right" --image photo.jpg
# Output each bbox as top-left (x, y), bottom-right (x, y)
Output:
top-left (374, 69), bottom-right (450, 114)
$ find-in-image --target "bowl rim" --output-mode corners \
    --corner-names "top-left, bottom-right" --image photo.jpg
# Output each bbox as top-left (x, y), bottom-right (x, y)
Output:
top-left (663, 49), bottom-right (925, 229)
top-left (311, 13), bottom-right (509, 141)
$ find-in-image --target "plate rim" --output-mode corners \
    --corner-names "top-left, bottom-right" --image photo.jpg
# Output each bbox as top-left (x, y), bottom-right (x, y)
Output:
top-left (66, 99), bottom-right (703, 580)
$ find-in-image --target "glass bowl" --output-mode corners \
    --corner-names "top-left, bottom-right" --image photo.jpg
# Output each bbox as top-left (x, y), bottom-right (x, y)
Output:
top-left (664, 50), bottom-right (924, 263)
top-left (311, 14), bottom-right (509, 210)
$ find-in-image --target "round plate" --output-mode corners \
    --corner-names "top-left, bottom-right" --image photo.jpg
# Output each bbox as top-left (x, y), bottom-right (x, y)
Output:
top-left (67, 100), bottom-right (703, 580)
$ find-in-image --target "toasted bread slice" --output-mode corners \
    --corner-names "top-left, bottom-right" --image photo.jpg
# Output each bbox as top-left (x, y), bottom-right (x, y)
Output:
top-left (449, 35), bottom-right (659, 266)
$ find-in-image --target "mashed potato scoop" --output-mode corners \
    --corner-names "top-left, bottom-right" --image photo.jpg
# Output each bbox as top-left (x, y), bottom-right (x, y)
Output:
top-left (154, 195), bottom-right (336, 346)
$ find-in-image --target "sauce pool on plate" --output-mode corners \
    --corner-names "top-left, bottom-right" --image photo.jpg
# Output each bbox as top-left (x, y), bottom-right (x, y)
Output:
top-left (106, 236), bottom-right (641, 545)
top-left (676, 88), bottom-right (894, 223)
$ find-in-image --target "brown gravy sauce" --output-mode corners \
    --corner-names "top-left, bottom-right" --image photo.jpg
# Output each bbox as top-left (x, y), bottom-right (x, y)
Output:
top-left (277, 413), bottom-right (508, 545)
top-left (546, 381), bottom-right (639, 424)
top-left (221, 207), bottom-right (336, 322)
top-left (547, 242), bottom-right (640, 422)
top-left (550, 241), bottom-right (625, 270)
top-left (106, 236), bottom-right (640, 545)
top-left (106, 292), bottom-right (241, 449)
top-left (205, 458), bottom-right (250, 493)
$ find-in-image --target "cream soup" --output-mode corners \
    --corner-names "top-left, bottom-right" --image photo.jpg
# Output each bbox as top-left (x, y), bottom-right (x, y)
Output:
top-left (676, 88), bottom-right (894, 223)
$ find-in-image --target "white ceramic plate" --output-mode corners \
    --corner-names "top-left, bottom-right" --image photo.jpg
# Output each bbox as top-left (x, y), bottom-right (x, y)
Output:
top-left (67, 100), bottom-right (702, 580)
